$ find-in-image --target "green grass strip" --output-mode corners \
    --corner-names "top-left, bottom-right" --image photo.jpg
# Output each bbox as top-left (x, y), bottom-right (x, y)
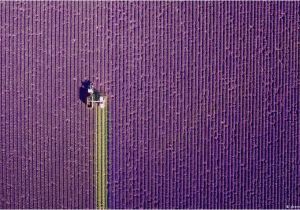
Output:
top-left (96, 101), bottom-right (108, 209)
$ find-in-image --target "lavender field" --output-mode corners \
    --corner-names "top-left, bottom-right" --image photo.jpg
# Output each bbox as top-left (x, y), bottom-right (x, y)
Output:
top-left (0, 1), bottom-right (299, 209)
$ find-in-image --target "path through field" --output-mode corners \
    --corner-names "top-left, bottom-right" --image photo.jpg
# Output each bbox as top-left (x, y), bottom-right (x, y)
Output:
top-left (96, 103), bottom-right (108, 209)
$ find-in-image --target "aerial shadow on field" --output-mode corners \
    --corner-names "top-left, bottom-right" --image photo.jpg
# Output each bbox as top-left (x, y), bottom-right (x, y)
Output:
top-left (79, 80), bottom-right (92, 104)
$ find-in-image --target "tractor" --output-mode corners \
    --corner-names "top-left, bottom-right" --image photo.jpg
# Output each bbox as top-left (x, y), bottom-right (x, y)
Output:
top-left (86, 82), bottom-right (106, 109)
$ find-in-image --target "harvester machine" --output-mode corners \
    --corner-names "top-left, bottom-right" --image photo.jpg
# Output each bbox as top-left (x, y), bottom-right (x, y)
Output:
top-left (86, 83), bottom-right (106, 109)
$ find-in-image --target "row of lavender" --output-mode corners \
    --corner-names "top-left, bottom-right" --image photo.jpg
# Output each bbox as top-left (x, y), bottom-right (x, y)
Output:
top-left (0, 2), bottom-right (96, 208)
top-left (0, 2), bottom-right (299, 209)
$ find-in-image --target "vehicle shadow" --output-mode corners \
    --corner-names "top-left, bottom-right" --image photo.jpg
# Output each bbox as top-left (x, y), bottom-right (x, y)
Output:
top-left (79, 80), bottom-right (92, 104)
